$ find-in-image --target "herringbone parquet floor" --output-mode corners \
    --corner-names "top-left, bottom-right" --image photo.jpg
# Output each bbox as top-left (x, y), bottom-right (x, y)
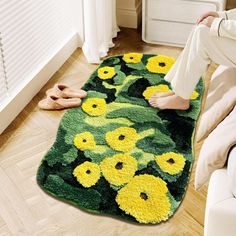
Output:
top-left (0, 28), bottom-right (216, 236)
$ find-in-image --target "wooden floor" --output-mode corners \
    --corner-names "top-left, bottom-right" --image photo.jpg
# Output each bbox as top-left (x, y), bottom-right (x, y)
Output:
top-left (0, 28), bottom-right (216, 236)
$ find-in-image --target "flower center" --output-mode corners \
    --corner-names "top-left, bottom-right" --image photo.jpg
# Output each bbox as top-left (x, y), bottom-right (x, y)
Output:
top-left (115, 162), bottom-right (123, 170)
top-left (82, 139), bottom-right (87, 143)
top-left (118, 135), bottom-right (125, 140)
top-left (130, 56), bottom-right (134, 59)
top-left (167, 158), bottom-right (175, 164)
top-left (140, 192), bottom-right (148, 200)
top-left (159, 62), bottom-right (166, 67)
top-left (86, 169), bottom-right (91, 174)
top-left (104, 71), bottom-right (108, 74)
top-left (92, 104), bottom-right (97, 108)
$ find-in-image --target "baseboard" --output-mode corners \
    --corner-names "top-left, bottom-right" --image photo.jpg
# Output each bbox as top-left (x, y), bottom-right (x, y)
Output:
top-left (117, 1), bottom-right (142, 28)
top-left (0, 33), bottom-right (80, 134)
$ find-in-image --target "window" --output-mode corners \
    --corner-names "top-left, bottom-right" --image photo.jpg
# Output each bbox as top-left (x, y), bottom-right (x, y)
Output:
top-left (0, 0), bottom-right (83, 133)
top-left (0, 34), bottom-right (8, 106)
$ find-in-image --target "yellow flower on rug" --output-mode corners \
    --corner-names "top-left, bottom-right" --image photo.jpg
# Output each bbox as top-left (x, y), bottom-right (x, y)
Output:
top-left (98, 66), bottom-right (116, 80)
top-left (155, 152), bottom-right (186, 175)
top-left (146, 55), bottom-right (175, 74)
top-left (100, 153), bottom-right (138, 186)
top-left (190, 91), bottom-right (199, 100)
top-left (74, 132), bottom-right (96, 151)
top-left (122, 53), bottom-right (143, 64)
top-left (115, 174), bottom-right (170, 223)
top-left (73, 161), bottom-right (100, 188)
top-left (143, 84), bottom-right (171, 100)
top-left (82, 98), bottom-right (107, 116)
top-left (105, 127), bottom-right (139, 152)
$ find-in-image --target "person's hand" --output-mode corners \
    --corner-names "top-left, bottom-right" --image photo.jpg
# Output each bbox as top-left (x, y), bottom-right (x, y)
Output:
top-left (197, 11), bottom-right (219, 24)
top-left (200, 16), bottom-right (215, 27)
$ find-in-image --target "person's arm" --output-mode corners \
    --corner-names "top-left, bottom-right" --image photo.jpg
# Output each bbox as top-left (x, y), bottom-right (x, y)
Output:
top-left (210, 9), bottom-right (236, 40)
top-left (217, 8), bottom-right (236, 20)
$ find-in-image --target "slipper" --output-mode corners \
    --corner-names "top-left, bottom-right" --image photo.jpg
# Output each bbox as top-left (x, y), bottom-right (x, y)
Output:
top-left (46, 84), bottom-right (87, 98)
top-left (38, 96), bottom-right (81, 110)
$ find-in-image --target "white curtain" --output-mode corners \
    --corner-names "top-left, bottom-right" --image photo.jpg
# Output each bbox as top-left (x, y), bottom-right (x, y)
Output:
top-left (82, 0), bottom-right (118, 64)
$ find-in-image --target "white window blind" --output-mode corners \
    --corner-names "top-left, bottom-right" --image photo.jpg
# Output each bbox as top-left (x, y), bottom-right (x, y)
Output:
top-left (0, 33), bottom-right (8, 105)
top-left (0, 0), bottom-right (76, 102)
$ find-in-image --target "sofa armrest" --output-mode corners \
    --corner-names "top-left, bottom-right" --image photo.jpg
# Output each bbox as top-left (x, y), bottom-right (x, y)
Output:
top-left (204, 169), bottom-right (236, 236)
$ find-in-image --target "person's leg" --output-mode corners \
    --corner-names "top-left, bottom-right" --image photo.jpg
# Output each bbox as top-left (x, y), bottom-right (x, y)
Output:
top-left (149, 24), bottom-right (236, 110)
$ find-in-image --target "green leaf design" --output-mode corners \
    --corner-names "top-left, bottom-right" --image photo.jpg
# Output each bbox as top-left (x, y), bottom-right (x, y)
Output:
top-left (43, 175), bottom-right (102, 210)
top-left (151, 130), bottom-right (175, 146)
top-left (126, 62), bottom-right (146, 70)
top-left (167, 192), bottom-right (181, 215)
top-left (114, 65), bottom-right (121, 71)
top-left (103, 57), bottom-right (120, 66)
top-left (176, 100), bottom-right (201, 120)
top-left (106, 107), bottom-right (162, 124)
top-left (113, 71), bottom-right (126, 85)
top-left (149, 160), bottom-right (183, 183)
top-left (115, 95), bottom-right (148, 106)
top-left (137, 132), bottom-right (176, 155)
top-left (131, 69), bottom-right (163, 83)
top-left (142, 54), bottom-right (156, 64)
top-left (86, 90), bottom-right (108, 99)
top-left (63, 147), bottom-right (78, 164)
top-left (45, 127), bottom-right (75, 167)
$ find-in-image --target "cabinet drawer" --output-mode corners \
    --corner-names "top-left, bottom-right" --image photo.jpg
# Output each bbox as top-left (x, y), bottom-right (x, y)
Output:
top-left (147, 0), bottom-right (217, 24)
top-left (146, 20), bottom-right (194, 46)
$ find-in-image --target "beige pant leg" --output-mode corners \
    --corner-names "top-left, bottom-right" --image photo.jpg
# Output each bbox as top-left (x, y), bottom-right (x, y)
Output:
top-left (165, 24), bottom-right (236, 99)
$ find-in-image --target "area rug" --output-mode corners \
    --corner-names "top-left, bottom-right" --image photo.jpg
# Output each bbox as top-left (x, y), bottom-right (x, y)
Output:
top-left (37, 53), bottom-right (204, 224)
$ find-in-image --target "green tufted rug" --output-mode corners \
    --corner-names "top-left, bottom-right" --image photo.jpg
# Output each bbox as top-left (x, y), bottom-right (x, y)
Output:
top-left (37, 53), bottom-right (204, 224)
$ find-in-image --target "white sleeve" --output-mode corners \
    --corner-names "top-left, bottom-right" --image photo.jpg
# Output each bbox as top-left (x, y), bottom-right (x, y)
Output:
top-left (217, 11), bottom-right (228, 19)
top-left (225, 8), bottom-right (236, 20)
top-left (210, 18), bottom-right (236, 40)
top-left (217, 8), bottom-right (236, 20)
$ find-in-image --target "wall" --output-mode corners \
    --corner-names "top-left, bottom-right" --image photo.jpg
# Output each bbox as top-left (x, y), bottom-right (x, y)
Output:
top-left (116, 0), bottom-right (142, 28)
top-left (61, 0), bottom-right (84, 46)
top-left (227, 0), bottom-right (236, 9)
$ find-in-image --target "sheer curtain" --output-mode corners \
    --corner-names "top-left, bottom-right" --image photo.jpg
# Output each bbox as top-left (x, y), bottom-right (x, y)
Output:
top-left (82, 0), bottom-right (118, 64)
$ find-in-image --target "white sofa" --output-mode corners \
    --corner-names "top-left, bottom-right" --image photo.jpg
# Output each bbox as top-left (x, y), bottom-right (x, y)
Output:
top-left (204, 147), bottom-right (236, 236)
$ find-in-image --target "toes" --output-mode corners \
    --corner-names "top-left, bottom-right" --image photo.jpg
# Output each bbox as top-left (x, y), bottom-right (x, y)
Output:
top-left (151, 93), bottom-right (159, 98)
top-left (150, 91), bottom-right (174, 100)
top-left (150, 94), bottom-right (159, 101)
top-left (149, 100), bottom-right (159, 108)
top-left (155, 92), bottom-right (168, 98)
top-left (150, 103), bottom-right (159, 108)
top-left (149, 95), bottom-right (169, 109)
top-left (149, 97), bottom-right (156, 104)
top-left (148, 97), bottom-right (155, 104)
top-left (150, 97), bottom-right (166, 109)
top-left (80, 90), bottom-right (87, 98)
top-left (149, 100), bottom-right (154, 106)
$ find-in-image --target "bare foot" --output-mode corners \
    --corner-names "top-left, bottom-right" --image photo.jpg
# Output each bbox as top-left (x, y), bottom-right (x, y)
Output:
top-left (149, 93), bottom-right (190, 110)
top-left (151, 91), bottom-right (174, 98)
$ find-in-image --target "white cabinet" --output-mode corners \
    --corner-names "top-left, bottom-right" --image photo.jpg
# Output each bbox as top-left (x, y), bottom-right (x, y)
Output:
top-left (142, 0), bottom-right (227, 47)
